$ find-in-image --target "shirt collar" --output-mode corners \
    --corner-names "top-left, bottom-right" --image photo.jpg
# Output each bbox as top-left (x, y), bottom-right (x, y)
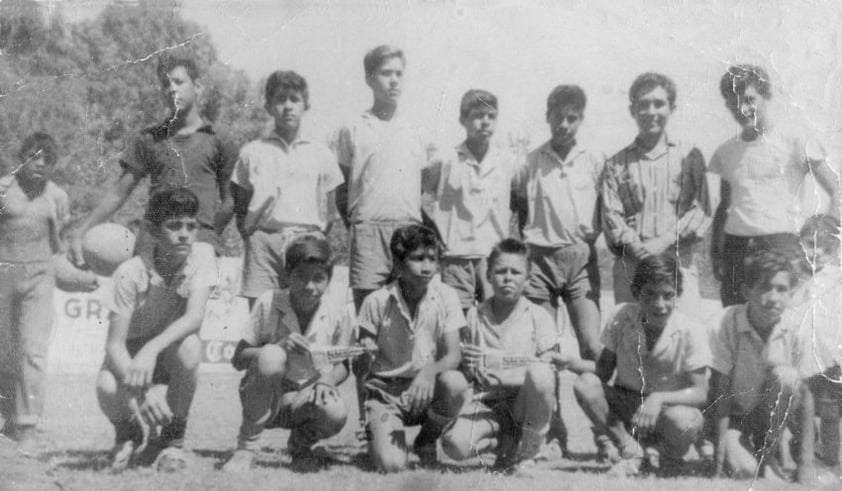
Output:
top-left (385, 278), bottom-right (441, 323)
top-left (274, 289), bottom-right (328, 336)
top-left (147, 119), bottom-right (215, 141)
top-left (630, 134), bottom-right (676, 161)
top-left (477, 296), bottom-right (531, 325)
top-left (138, 245), bottom-right (189, 289)
top-left (538, 140), bottom-right (584, 166)
top-left (264, 131), bottom-right (311, 150)
top-left (735, 304), bottom-right (792, 341)
top-left (455, 141), bottom-right (501, 174)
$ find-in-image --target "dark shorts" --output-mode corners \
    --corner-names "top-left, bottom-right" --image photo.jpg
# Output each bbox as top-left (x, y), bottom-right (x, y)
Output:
top-left (440, 256), bottom-right (491, 310)
top-left (720, 233), bottom-right (801, 306)
top-left (350, 221), bottom-right (417, 291)
top-left (604, 385), bottom-right (644, 428)
top-left (524, 242), bottom-right (600, 306)
top-left (809, 365), bottom-right (842, 407)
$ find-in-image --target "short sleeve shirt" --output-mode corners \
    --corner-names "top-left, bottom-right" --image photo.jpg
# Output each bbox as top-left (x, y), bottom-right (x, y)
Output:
top-left (601, 303), bottom-right (710, 395)
top-left (0, 176), bottom-right (69, 262)
top-left (242, 289), bottom-right (353, 386)
top-left (515, 141), bottom-right (603, 248)
top-left (120, 122), bottom-right (239, 228)
top-left (334, 111), bottom-right (427, 223)
top-left (107, 242), bottom-right (219, 341)
top-left (465, 297), bottom-right (557, 384)
top-left (709, 304), bottom-right (797, 415)
top-left (358, 278), bottom-right (465, 379)
top-left (427, 142), bottom-right (520, 257)
top-left (789, 266), bottom-right (842, 378)
top-left (231, 134), bottom-right (342, 232)
top-left (708, 129), bottom-right (824, 236)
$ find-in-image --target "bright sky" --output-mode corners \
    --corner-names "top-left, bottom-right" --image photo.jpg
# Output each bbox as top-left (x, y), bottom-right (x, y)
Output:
top-left (58, 0), bottom-right (842, 161)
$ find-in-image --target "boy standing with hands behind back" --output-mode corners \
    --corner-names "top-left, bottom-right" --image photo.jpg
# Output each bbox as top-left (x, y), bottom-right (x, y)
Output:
top-left (0, 133), bottom-right (69, 456)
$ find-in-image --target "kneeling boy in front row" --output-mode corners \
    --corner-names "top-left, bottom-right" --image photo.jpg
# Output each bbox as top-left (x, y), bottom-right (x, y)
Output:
top-left (574, 253), bottom-right (710, 476)
top-left (223, 235), bottom-right (353, 472)
top-left (97, 188), bottom-right (219, 472)
top-left (357, 225), bottom-right (468, 472)
top-left (441, 238), bottom-right (593, 475)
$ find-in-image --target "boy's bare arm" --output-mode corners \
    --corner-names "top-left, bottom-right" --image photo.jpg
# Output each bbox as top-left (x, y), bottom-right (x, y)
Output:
top-left (810, 160), bottom-right (840, 220)
top-left (601, 169), bottom-right (648, 259)
top-left (104, 312), bottom-right (134, 382)
top-left (69, 171), bottom-right (142, 265)
top-left (335, 165), bottom-right (351, 228)
top-left (711, 180), bottom-right (732, 281)
top-left (145, 286), bottom-right (212, 354)
top-left (229, 182), bottom-right (252, 238)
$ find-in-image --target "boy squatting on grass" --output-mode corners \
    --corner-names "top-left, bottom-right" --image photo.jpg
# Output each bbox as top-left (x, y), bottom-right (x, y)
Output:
top-left (228, 70), bottom-right (342, 307)
top-left (513, 85), bottom-right (604, 455)
top-left (574, 253), bottom-right (710, 477)
top-left (710, 64), bottom-right (840, 307)
top-left (96, 188), bottom-right (218, 473)
top-left (425, 89), bottom-right (521, 313)
top-left (356, 224), bottom-right (468, 473)
top-left (334, 45), bottom-right (430, 312)
top-left (708, 249), bottom-right (802, 481)
top-left (222, 235), bottom-right (353, 473)
top-left (440, 238), bottom-right (593, 475)
top-left (0, 133), bottom-right (70, 456)
top-left (789, 215), bottom-right (842, 484)
top-left (601, 72), bottom-right (711, 308)
top-left (70, 55), bottom-right (238, 261)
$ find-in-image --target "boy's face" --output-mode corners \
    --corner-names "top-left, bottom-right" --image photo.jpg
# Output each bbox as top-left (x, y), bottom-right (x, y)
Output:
top-left (487, 253), bottom-right (529, 304)
top-left (743, 272), bottom-right (793, 328)
top-left (16, 152), bottom-right (53, 184)
top-left (547, 105), bottom-right (583, 147)
top-left (630, 85), bottom-right (673, 140)
top-left (266, 90), bottom-right (307, 134)
top-left (461, 106), bottom-right (497, 145)
top-left (801, 235), bottom-right (836, 272)
top-left (160, 65), bottom-right (200, 116)
top-left (367, 56), bottom-right (404, 105)
top-left (636, 281), bottom-right (677, 331)
top-left (728, 84), bottom-right (769, 131)
top-left (288, 263), bottom-right (330, 314)
top-left (153, 215), bottom-right (198, 260)
top-left (396, 246), bottom-right (438, 290)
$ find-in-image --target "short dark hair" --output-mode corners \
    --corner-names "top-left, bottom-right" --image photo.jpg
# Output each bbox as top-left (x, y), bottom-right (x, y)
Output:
top-left (800, 214), bottom-right (840, 254)
top-left (157, 54), bottom-right (200, 85)
top-left (488, 238), bottom-right (530, 270)
top-left (264, 70), bottom-right (310, 109)
top-left (18, 132), bottom-right (58, 167)
top-left (629, 72), bottom-right (676, 106)
top-left (631, 253), bottom-right (683, 299)
top-left (390, 224), bottom-right (441, 264)
top-left (720, 64), bottom-right (771, 101)
top-left (546, 85), bottom-right (587, 115)
top-left (144, 188), bottom-right (199, 226)
top-left (742, 248), bottom-right (797, 290)
top-left (459, 89), bottom-right (498, 121)
top-left (363, 45), bottom-right (405, 78)
top-left (285, 235), bottom-right (333, 277)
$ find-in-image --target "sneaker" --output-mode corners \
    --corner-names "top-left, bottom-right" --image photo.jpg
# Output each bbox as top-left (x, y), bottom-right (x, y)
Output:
top-left (221, 449), bottom-right (256, 473)
top-left (696, 439), bottom-right (715, 462)
top-left (511, 458), bottom-right (538, 478)
top-left (15, 425), bottom-right (40, 458)
top-left (155, 446), bottom-right (187, 473)
top-left (594, 433), bottom-right (620, 464)
top-left (110, 439), bottom-right (136, 473)
top-left (607, 456), bottom-right (643, 478)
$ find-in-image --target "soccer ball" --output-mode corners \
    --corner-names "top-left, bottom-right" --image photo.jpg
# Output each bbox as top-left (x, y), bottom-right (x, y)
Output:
top-left (82, 223), bottom-right (136, 276)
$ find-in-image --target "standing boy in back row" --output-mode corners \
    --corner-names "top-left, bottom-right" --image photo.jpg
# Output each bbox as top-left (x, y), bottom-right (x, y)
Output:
top-left (426, 89), bottom-right (521, 312)
top-left (710, 64), bottom-right (839, 306)
top-left (601, 72), bottom-right (711, 307)
top-left (228, 70), bottom-right (342, 306)
top-left (334, 45), bottom-right (430, 311)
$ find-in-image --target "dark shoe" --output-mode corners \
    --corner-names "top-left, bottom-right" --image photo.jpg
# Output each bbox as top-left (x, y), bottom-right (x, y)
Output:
top-left (412, 422), bottom-right (441, 467)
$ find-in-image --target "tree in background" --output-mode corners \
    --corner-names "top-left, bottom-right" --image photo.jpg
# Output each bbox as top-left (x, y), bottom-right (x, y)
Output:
top-left (0, 0), bottom-right (265, 254)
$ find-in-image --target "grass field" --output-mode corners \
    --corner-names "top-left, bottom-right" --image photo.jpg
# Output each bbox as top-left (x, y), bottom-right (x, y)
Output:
top-left (2, 370), bottom-right (822, 491)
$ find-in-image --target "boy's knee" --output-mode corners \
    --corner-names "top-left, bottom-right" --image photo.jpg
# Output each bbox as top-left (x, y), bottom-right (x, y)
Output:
top-left (573, 372), bottom-right (602, 403)
top-left (525, 363), bottom-right (556, 398)
top-left (318, 396), bottom-right (348, 437)
top-left (440, 425), bottom-right (474, 461)
top-left (436, 370), bottom-right (469, 401)
top-left (175, 334), bottom-right (202, 372)
top-left (659, 405), bottom-right (703, 454)
top-left (256, 344), bottom-right (287, 378)
top-left (96, 369), bottom-right (120, 398)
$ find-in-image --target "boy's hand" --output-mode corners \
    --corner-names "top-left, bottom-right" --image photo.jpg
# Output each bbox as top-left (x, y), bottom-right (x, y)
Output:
top-left (627, 242), bottom-right (651, 261)
top-left (68, 229), bottom-right (86, 267)
top-left (633, 393), bottom-right (662, 438)
top-left (461, 344), bottom-right (484, 371)
top-left (541, 351), bottom-right (568, 370)
top-left (311, 381), bottom-right (340, 407)
top-left (138, 384), bottom-right (172, 426)
top-left (406, 365), bottom-right (436, 417)
top-left (125, 346), bottom-right (159, 388)
top-left (352, 338), bottom-right (378, 377)
top-left (282, 333), bottom-right (311, 354)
